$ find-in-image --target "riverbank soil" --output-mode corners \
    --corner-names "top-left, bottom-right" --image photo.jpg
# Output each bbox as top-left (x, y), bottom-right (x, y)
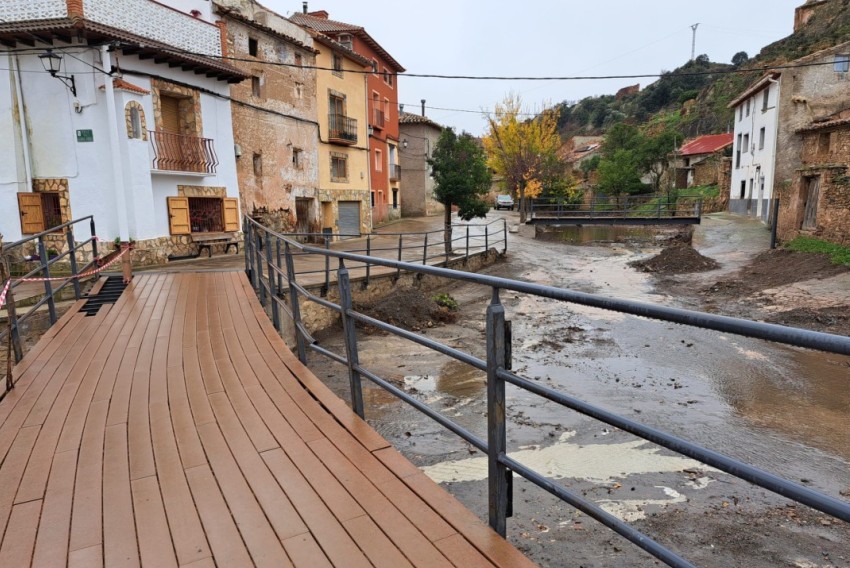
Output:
top-left (307, 211), bottom-right (850, 567)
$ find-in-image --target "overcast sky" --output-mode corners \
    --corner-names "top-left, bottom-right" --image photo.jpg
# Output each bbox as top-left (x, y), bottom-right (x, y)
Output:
top-left (263, 1), bottom-right (803, 135)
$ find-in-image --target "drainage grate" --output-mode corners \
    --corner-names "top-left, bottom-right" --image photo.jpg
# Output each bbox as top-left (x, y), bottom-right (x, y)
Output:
top-left (80, 276), bottom-right (128, 317)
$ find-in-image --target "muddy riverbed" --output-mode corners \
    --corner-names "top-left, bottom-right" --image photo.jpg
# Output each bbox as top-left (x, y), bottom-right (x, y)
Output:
top-left (308, 212), bottom-right (850, 567)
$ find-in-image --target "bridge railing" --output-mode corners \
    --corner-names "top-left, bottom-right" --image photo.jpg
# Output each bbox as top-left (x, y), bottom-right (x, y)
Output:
top-left (243, 215), bottom-right (850, 568)
top-left (530, 195), bottom-right (703, 221)
top-left (0, 216), bottom-right (101, 396)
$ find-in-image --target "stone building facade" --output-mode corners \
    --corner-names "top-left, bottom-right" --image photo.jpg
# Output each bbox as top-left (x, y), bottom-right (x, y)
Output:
top-left (216, 3), bottom-right (321, 234)
top-left (776, 114), bottom-right (850, 245)
top-left (398, 112), bottom-right (444, 217)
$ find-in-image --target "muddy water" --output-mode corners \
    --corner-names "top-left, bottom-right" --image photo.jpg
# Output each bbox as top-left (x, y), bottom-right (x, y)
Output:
top-left (307, 213), bottom-right (850, 564)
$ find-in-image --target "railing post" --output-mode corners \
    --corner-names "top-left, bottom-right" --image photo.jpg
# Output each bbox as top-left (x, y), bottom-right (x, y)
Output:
top-left (65, 227), bottom-right (81, 300)
top-left (37, 237), bottom-right (57, 324)
top-left (396, 235), bottom-right (403, 280)
top-left (284, 241), bottom-right (307, 363)
top-left (465, 226), bottom-right (470, 262)
top-left (657, 199), bottom-right (662, 219)
top-left (486, 287), bottom-right (510, 537)
top-left (254, 230), bottom-right (266, 306)
top-left (89, 217), bottom-right (98, 264)
top-left (364, 235), bottom-right (371, 287)
top-left (275, 238), bottom-right (283, 293)
top-left (0, 258), bottom-right (23, 364)
top-left (503, 219), bottom-right (508, 254)
top-left (337, 259), bottom-right (365, 418)
top-left (590, 199), bottom-right (595, 219)
top-left (770, 198), bottom-right (780, 250)
top-left (244, 219), bottom-right (251, 277)
top-left (322, 234), bottom-right (330, 298)
top-left (265, 231), bottom-right (280, 331)
top-left (423, 233), bottom-right (428, 265)
top-left (485, 225), bottom-right (489, 252)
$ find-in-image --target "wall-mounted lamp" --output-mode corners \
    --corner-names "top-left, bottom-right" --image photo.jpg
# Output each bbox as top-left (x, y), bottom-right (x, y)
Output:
top-left (39, 49), bottom-right (76, 97)
top-left (402, 139), bottom-right (408, 149)
top-left (367, 125), bottom-right (374, 137)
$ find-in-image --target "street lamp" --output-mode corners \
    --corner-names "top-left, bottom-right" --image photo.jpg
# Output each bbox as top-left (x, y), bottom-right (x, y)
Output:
top-left (38, 49), bottom-right (76, 97)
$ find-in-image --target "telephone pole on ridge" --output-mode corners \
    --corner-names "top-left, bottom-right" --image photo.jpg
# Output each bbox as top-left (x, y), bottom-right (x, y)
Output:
top-left (691, 23), bottom-right (700, 61)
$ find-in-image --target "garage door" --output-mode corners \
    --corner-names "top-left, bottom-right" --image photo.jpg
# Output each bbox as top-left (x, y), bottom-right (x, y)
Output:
top-left (338, 201), bottom-right (361, 238)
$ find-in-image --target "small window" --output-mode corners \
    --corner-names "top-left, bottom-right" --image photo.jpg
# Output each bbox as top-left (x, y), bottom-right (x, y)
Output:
top-left (834, 54), bottom-right (850, 73)
top-left (371, 58), bottom-right (378, 74)
top-left (737, 133), bottom-right (742, 149)
top-left (743, 133), bottom-right (749, 153)
top-left (253, 153), bottom-right (262, 177)
top-left (382, 68), bottom-right (392, 86)
top-left (375, 149), bottom-right (382, 172)
top-left (331, 153), bottom-right (348, 182)
top-left (370, 191), bottom-right (375, 207)
top-left (762, 87), bottom-right (770, 111)
top-left (188, 197), bottom-right (224, 233)
top-left (740, 180), bottom-right (746, 199)
top-left (292, 148), bottom-right (303, 170)
top-left (248, 37), bottom-right (258, 57)
top-left (739, 106), bottom-right (743, 121)
top-left (745, 99), bottom-right (750, 117)
top-left (338, 34), bottom-right (352, 49)
top-left (294, 52), bottom-right (303, 67)
top-left (41, 193), bottom-right (62, 230)
top-left (251, 76), bottom-right (262, 98)
top-left (759, 127), bottom-right (766, 150)
top-left (332, 54), bottom-right (343, 77)
top-left (818, 132), bottom-right (831, 155)
top-left (129, 106), bottom-right (143, 139)
top-left (295, 82), bottom-right (303, 99)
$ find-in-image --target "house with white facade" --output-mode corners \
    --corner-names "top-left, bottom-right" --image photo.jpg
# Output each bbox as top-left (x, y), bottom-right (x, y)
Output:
top-left (728, 72), bottom-right (781, 223)
top-left (0, 0), bottom-right (246, 264)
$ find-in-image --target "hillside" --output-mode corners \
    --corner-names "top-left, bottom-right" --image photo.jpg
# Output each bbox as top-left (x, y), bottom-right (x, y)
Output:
top-left (555, 0), bottom-right (850, 141)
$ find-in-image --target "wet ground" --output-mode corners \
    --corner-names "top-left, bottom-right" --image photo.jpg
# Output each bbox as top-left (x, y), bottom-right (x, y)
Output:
top-left (307, 211), bottom-right (850, 567)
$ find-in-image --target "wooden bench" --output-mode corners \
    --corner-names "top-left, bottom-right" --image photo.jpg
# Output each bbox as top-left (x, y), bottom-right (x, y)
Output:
top-left (191, 232), bottom-right (239, 257)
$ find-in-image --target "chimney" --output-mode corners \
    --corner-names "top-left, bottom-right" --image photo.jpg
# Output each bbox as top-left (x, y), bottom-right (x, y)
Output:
top-left (302, 2), bottom-right (308, 14)
top-left (421, 99), bottom-right (426, 117)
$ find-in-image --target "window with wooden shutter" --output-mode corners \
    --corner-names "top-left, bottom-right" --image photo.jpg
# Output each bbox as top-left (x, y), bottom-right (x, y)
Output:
top-left (18, 193), bottom-right (45, 234)
top-left (167, 196), bottom-right (191, 235)
top-left (160, 95), bottom-right (181, 133)
top-left (223, 198), bottom-right (240, 232)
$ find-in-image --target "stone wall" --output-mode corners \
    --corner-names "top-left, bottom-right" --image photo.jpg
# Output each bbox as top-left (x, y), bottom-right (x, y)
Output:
top-left (692, 154), bottom-right (726, 187)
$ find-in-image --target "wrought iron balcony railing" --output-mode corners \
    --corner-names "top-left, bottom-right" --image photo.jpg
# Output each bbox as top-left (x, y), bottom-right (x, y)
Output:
top-left (328, 113), bottom-right (358, 145)
top-left (149, 130), bottom-right (218, 174)
top-left (389, 164), bottom-right (401, 182)
top-left (372, 108), bottom-right (385, 130)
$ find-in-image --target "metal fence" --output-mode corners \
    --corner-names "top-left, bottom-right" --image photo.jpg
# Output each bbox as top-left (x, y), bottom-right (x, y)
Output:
top-left (531, 194), bottom-right (704, 222)
top-left (0, 216), bottom-right (100, 397)
top-left (243, 215), bottom-right (850, 567)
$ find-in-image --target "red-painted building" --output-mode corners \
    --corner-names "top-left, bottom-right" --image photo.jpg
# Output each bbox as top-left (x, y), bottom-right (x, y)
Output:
top-left (292, 7), bottom-right (405, 225)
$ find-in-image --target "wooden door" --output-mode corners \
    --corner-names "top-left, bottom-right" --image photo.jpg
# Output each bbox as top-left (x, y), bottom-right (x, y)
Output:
top-left (802, 177), bottom-right (820, 230)
top-left (17, 193), bottom-right (45, 234)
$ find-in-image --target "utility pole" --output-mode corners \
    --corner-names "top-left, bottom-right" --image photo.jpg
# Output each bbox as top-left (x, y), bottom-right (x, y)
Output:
top-left (690, 23), bottom-right (700, 61)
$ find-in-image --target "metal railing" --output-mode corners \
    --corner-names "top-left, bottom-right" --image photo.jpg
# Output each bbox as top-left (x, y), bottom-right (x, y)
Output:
top-left (243, 215), bottom-right (850, 567)
top-left (246, 218), bottom-right (507, 298)
top-left (328, 113), bottom-right (358, 144)
top-left (531, 195), bottom-right (703, 221)
top-left (372, 108), bottom-right (385, 130)
top-left (149, 130), bottom-right (219, 174)
top-left (0, 216), bottom-right (101, 397)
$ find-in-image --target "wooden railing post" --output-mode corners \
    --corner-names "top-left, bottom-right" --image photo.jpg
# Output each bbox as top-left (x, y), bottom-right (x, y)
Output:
top-left (337, 259), bottom-right (364, 418)
top-left (284, 241), bottom-right (307, 363)
top-left (37, 236), bottom-right (57, 324)
top-left (65, 227), bottom-right (81, 300)
top-left (486, 287), bottom-right (510, 537)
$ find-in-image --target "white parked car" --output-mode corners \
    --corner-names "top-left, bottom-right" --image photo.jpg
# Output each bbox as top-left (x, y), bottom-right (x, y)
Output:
top-left (495, 195), bottom-right (514, 210)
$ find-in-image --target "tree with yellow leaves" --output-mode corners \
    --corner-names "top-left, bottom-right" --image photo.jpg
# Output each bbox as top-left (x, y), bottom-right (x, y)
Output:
top-left (483, 94), bottom-right (565, 223)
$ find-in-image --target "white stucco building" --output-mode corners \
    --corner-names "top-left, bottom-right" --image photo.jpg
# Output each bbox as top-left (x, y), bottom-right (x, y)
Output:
top-left (0, 0), bottom-right (246, 263)
top-left (728, 72), bottom-right (781, 223)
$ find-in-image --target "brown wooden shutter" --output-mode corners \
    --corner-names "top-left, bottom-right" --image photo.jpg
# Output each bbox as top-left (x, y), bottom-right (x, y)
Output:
top-left (160, 95), bottom-right (181, 133)
top-left (167, 197), bottom-right (191, 235)
top-left (18, 193), bottom-right (45, 234)
top-left (223, 198), bottom-right (240, 232)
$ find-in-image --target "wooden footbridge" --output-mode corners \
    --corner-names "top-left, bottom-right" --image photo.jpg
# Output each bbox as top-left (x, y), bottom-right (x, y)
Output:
top-left (0, 271), bottom-right (531, 567)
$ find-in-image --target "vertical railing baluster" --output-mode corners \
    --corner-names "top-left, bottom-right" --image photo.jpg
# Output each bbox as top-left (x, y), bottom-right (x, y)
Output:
top-left (322, 234), bottom-right (330, 297)
top-left (265, 231), bottom-right (280, 331)
top-left (38, 237), bottom-right (57, 324)
top-left (364, 234), bottom-right (371, 287)
top-left (465, 226), bottom-right (470, 262)
top-left (423, 233), bottom-right (428, 265)
top-left (244, 218), bottom-right (251, 277)
top-left (284, 241), bottom-right (307, 363)
top-left (254, 230), bottom-right (266, 306)
top-left (485, 225), bottom-right (489, 253)
top-left (275, 238), bottom-right (283, 293)
top-left (486, 287), bottom-right (510, 537)
top-left (90, 217), bottom-right (98, 265)
top-left (65, 227), bottom-right (81, 300)
top-left (503, 219), bottom-right (508, 254)
top-left (396, 235), bottom-right (403, 280)
top-left (337, 258), bottom-right (364, 418)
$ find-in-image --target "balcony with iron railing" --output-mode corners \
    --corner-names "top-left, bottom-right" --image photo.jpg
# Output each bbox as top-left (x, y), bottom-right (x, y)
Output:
top-left (389, 163), bottom-right (401, 182)
top-left (372, 108), bottom-right (385, 130)
top-left (328, 114), bottom-right (358, 145)
top-left (149, 130), bottom-right (219, 174)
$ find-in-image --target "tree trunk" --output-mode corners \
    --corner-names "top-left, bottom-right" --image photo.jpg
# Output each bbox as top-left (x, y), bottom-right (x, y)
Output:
top-left (444, 205), bottom-right (452, 257)
top-left (518, 188), bottom-right (527, 224)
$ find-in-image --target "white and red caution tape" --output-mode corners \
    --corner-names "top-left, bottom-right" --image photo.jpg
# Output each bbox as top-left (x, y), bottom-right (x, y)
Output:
top-left (0, 246), bottom-right (129, 310)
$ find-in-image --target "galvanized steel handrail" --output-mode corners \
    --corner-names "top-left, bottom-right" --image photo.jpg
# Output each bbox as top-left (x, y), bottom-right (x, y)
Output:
top-left (243, 215), bottom-right (850, 567)
top-left (1, 216), bottom-right (100, 397)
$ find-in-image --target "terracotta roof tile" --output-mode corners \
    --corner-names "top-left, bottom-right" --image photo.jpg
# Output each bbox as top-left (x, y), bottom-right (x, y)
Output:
top-left (677, 133), bottom-right (733, 156)
top-left (112, 78), bottom-right (149, 94)
top-left (399, 112), bottom-right (443, 129)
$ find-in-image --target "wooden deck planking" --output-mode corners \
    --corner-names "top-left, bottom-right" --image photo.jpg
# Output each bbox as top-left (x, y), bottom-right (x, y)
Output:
top-left (0, 272), bottom-right (535, 568)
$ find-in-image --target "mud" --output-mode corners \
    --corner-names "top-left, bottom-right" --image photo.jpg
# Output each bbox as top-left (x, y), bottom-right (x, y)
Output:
top-left (629, 244), bottom-right (721, 275)
top-left (305, 211), bottom-right (850, 567)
